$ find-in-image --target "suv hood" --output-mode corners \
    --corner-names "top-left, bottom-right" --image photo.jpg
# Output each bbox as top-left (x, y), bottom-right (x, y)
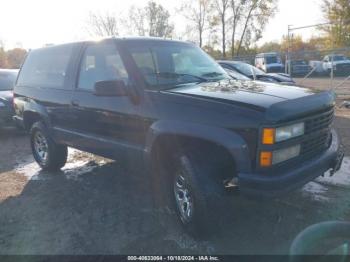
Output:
top-left (165, 79), bottom-right (313, 110)
top-left (165, 80), bottom-right (335, 123)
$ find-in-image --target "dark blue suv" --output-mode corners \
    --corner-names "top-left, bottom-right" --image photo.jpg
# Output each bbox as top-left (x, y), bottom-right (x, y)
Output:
top-left (13, 38), bottom-right (344, 235)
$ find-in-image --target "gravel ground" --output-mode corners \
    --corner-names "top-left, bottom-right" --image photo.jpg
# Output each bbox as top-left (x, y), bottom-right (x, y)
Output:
top-left (294, 76), bottom-right (350, 96)
top-left (0, 84), bottom-right (350, 255)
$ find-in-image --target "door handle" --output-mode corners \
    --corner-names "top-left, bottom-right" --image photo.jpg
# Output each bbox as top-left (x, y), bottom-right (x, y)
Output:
top-left (71, 100), bottom-right (80, 106)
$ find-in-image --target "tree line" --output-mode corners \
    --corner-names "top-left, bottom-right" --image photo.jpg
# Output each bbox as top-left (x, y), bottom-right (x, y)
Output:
top-left (0, 47), bottom-right (27, 69)
top-left (87, 0), bottom-right (278, 58)
top-left (87, 0), bottom-right (349, 60)
top-left (0, 0), bottom-right (348, 69)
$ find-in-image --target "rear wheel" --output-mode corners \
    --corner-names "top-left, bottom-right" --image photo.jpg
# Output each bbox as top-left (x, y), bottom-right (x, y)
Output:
top-left (30, 122), bottom-right (67, 171)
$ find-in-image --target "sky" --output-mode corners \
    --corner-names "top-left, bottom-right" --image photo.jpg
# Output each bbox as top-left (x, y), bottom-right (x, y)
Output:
top-left (0, 0), bottom-right (325, 50)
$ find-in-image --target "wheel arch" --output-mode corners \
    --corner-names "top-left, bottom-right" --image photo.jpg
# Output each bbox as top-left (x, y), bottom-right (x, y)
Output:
top-left (22, 102), bottom-right (51, 131)
top-left (145, 120), bottom-right (252, 175)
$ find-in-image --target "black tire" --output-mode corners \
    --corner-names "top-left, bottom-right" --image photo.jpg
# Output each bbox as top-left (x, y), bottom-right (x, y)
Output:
top-left (30, 121), bottom-right (67, 171)
top-left (152, 149), bottom-right (224, 237)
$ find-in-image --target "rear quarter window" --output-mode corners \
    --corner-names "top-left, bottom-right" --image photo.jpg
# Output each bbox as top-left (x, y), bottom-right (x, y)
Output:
top-left (17, 44), bottom-right (75, 89)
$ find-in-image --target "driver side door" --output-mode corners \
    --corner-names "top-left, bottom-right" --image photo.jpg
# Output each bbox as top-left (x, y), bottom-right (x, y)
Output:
top-left (69, 41), bottom-right (143, 159)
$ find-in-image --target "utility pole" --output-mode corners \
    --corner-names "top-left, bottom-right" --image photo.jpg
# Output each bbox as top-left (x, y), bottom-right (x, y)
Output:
top-left (286, 25), bottom-right (292, 75)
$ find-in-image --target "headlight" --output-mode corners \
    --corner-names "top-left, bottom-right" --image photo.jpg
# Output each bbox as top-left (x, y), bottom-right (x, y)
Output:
top-left (272, 144), bottom-right (301, 165)
top-left (0, 101), bottom-right (5, 108)
top-left (260, 144), bottom-right (301, 167)
top-left (275, 122), bottom-right (304, 142)
top-left (262, 122), bottom-right (304, 144)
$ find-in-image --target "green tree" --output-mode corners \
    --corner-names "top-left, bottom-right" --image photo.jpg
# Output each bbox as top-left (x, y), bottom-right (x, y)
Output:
top-left (258, 41), bottom-right (281, 53)
top-left (321, 0), bottom-right (350, 48)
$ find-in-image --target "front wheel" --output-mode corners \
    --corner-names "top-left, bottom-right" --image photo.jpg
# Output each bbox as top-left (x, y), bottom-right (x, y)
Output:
top-left (173, 171), bottom-right (195, 225)
top-left (171, 154), bottom-right (223, 236)
top-left (30, 122), bottom-right (67, 171)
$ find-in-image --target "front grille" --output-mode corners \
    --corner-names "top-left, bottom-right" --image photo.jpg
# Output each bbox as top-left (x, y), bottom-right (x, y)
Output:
top-left (268, 67), bottom-right (283, 73)
top-left (301, 107), bottom-right (334, 159)
top-left (336, 64), bottom-right (350, 71)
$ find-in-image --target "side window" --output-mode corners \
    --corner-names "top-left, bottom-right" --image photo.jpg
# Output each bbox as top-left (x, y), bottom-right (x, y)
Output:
top-left (17, 44), bottom-right (74, 89)
top-left (131, 50), bottom-right (157, 75)
top-left (130, 49), bottom-right (158, 85)
top-left (78, 43), bottom-right (129, 91)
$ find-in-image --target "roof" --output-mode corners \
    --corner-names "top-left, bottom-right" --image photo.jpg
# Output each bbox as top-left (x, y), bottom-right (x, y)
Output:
top-left (0, 69), bottom-right (19, 73)
top-left (29, 37), bottom-right (193, 52)
top-left (256, 52), bottom-right (280, 56)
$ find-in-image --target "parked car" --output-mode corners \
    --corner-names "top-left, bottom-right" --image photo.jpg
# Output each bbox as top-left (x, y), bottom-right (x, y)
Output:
top-left (255, 52), bottom-right (284, 73)
top-left (14, 38), bottom-right (344, 236)
top-left (218, 60), bottom-right (295, 85)
top-left (0, 69), bottom-right (18, 126)
top-left (286, 60), bottom-right (313, 76)
top-left (309, 60), bottom-right (325, 75)
top-left (322, 54), bottom-right (350, 76)
top-left (223, 68), bottom-right (251, 81)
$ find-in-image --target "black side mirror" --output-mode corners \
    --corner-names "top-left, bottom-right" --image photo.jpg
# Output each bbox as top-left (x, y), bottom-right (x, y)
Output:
top-left (94, 80), bottom-right (128, 97)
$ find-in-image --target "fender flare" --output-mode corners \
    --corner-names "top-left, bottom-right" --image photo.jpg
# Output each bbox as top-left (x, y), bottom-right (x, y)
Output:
top-left (144, 120), bottom-right (252, 174)
top-left (22, 99), bottom-right (51, 130)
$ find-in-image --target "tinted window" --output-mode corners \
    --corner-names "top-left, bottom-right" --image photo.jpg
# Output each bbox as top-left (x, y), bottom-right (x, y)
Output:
top-left (292, 60), bottom-right (307, 65)
top-left (78, 43), bottom-right (129, 91)
top-left (230, 63), bottom-right (265, 76)
top-left (0, 71), bottom-right (17, 91)
top-left (224, 69), bottom-right (250, 80)
top-left (266, 56), bottom-right (278, 64)
top-left (17, 44), bottom-right (74, 89)
top-left (333, 55), bottom-right (347, 61)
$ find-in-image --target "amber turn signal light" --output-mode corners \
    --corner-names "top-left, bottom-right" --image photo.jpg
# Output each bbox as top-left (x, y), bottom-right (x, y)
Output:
top-left (260, 151), bottom-right (272, 167)
top-left (262, 128), bottom-right (275, 145)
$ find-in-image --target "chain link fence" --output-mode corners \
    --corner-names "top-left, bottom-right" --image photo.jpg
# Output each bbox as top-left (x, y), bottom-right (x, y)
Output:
top-left (224, 47), bottom-right (350, 99)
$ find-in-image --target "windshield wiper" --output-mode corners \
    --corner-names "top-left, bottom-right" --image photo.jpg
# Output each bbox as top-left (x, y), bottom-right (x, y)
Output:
top-left (149, 72), bottom-right (208, 82)
top-left (201, 72), bottom-right (223, 77)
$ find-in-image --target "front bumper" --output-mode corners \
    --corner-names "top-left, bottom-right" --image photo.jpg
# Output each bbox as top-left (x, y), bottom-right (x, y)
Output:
top-left (238, 129), bottom-right (344, 197)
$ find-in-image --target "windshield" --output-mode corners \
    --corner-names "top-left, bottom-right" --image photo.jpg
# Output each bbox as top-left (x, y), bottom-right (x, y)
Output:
top-left (231, 62), bottom-right (265, 76)
top-left (266, 56), bottom-right (280, 64)
top-left (224, 68), bottom-right (251, 80)
top-left (126, 42), bottom-right (229, 89)
top-left (0, 71), bottom-right (17, 91)
top-left (332, 55), bottom-right (348, 61)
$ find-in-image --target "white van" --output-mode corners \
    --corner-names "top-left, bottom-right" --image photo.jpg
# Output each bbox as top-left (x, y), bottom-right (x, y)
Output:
top-left (255, 52), bottom-right (284, 73)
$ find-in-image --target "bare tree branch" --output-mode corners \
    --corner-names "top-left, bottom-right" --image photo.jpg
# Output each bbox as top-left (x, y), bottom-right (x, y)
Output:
top-left (87, 12), bottom-right (119, 37)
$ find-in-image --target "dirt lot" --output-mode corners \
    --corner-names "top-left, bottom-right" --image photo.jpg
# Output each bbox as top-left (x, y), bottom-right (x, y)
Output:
top-left (294, 76), bottom-right (350, 96)
top-left (0, 84), bottom-right (350, 255)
